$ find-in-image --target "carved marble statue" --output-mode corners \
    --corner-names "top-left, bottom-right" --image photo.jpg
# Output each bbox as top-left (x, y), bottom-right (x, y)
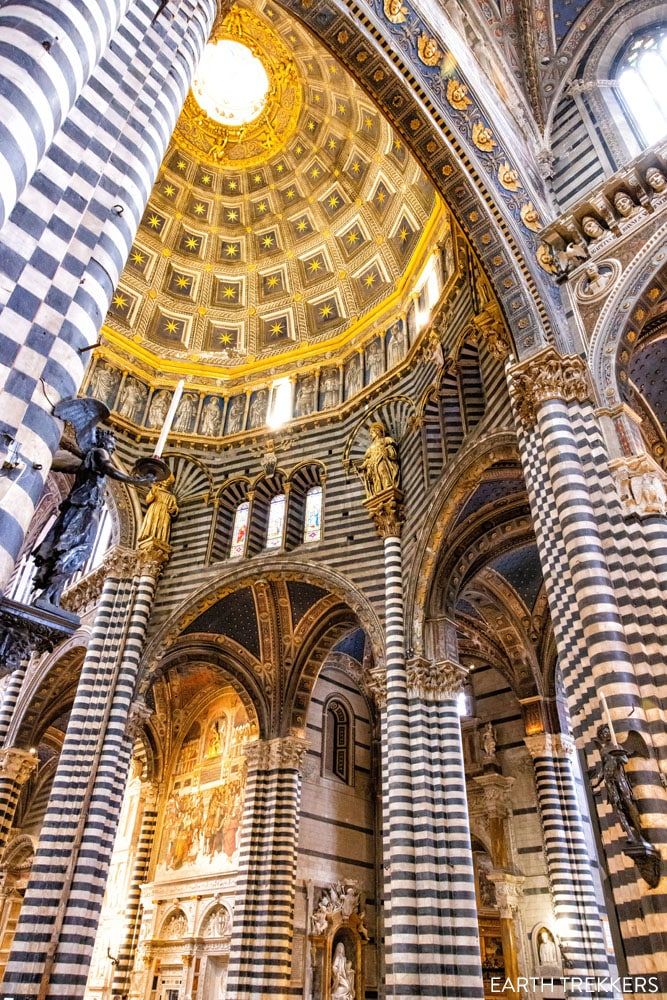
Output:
top-left (481, 722), bottom-right (496, 758)
top-left (227, 396), bottom-right (246, 434)
top-left (137, 474), bottom-right (178, 546)
top-left (581, 263), bottom-right (612, 297)
top-left (331, 941), bottom-right (355, 1000)
top-left (295, 376), bottom-right (316, 417)
top-left (359, 422), bottom-right (400, 498)
top-left (249, 390), bottom-right (268, 429)
top-left (117, 377), bottom-right (147, 422)
top-left (32, 398), bottom-right (156, 609)
top-left (646, 166), bottom-right (667, 193)
top-left (173, 394), bottom-right (197, 433)
top-left (321, 369), bottom-right (340, 409)
top-left (88, 363), bottom-right (119, 406)
top-left (613, 190), bottom-right (640, 219)
top-left (538, 929), bottom-right (558, 967)
top-left (148, 391), bottom-right (170, 428)
top-left (388, 321), bottom-right (406, 368)
top-left (366, 340), bottom-right (384, 382)
top-left (581, 215), bottom-right (605, 242)
top-left (346, 358), bottom-right (362, 398)
top-left (201, 396), bottom-right (222, 437)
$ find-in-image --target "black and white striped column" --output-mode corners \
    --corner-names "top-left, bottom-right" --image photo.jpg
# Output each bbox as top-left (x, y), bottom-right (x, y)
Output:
top-left (0, 664), bottom-right (29, 748)
top-left (111, 779), bottom-right (158, 1000)
top-left (525, 734), bottom-right (612, 989)
top-left (0, 0), bottom-right (218, 589)
top-left (1, 543), bottom-right (168, 997)
top-left (0, 747), bottom-right (37, 853)
top-left (227, 735), bottom-right (308, 1000)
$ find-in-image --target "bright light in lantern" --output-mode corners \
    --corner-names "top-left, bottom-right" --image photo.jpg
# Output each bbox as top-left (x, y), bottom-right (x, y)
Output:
top-left (193, 39), bottom-right (270, 127)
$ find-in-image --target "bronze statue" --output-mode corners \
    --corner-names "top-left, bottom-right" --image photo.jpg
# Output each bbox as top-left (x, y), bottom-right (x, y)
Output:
top-left (589, 724), bottom-right (648, 843)
top-left (32, 397), bottom-right (160, 610)
top-left (359, 422), bottom-right (400, 498)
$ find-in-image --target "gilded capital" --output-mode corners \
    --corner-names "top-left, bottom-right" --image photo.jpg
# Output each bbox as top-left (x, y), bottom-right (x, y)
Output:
top-left (363, 487), bottom-right (405, 539)
top-left (472, 303), bottom-right (511, 362)
top-left (524, 732), bottom-right (575, 759)
top-left (0, 747), bottom-right (38, 785)
top-left (244, 735), bottom-right (309, 773)
top-left (406, 656), bottom-right (466, 702)
top-left (366, 667), bottom-right (387, 711)
top-left (508, 347), bottom-right (592, 425)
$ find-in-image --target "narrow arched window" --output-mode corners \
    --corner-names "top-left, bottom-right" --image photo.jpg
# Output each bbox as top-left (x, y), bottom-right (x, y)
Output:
top-left (617, 27), bottom-right (667, 146)
top-left (229, 501), bottom-right (249, 559)
top-left (265, 493), bottom-right (286, 549)
top-left (303, 486), bottom-right (323, 543)
top-left (325, 700), bottom-right (351, 783)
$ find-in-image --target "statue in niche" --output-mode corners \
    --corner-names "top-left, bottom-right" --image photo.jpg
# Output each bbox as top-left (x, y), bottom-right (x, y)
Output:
top-left (31, 398), bottom-right (156, 609)
top-left (613, 191), bottom-right (640, 220)
top-left (388, 321), bottom-right (406, 368)
top-left (88, 363), bottom-right (119, 407)
top-left (227, 396), bottom-right (246, 434)
top-left (201, 396), bottom-right (222, 436)
top-left (481, 722), bottom-right (496, 758)
top-left (295, 376), bottom-right (316, 417)
top-left (204, 905), bottom-right (231, 938)
top-left (345, 357), bottom-right (362, 398)
top-left (581, 215), bottom-right (605, 242)
top-left (137, 473), bottom-right (178, 546)
top-left (538, 929), bottom-right (558, 967)
top-left (366, 340), bottom-right (383, 382)
top-left (646, 166), bottom-right (667, 193)
top-left (331, 941), bottom-right (355, 1000)
top-left (117, 377), bottom-right (147, 422)
top-left (580, 263), bottom-right (612, 297)
top-left (173, 394), bottom-right (197, 433)
top-left (148, 391), bottom-right (170, 428)
top-left (248, 390), bottom-right (268, 429)
top-left (321, 369), bottom-right (340, 409)
top-left (588, 724), bottom-right (649, 844)
top-left (359, 422), bottom-right (400, 498)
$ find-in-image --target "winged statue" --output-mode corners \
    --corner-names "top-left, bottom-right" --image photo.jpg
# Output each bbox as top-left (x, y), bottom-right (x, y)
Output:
top-left (588, 723), bottom-right (650, 845)
top-left (31, 396), bottom-right (164, 610)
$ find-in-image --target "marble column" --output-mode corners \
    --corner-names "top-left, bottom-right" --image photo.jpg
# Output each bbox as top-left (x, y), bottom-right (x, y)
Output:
top-left (226, 734), bottom-right (309, 1000)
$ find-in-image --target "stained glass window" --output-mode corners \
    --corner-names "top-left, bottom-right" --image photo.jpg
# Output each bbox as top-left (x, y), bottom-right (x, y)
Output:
top-left (266, 493), bottom-right (286, 549)
top-left (303, 485), bottom-right (323, 543)
top-left (618, 28), bottom-right (667, 146)
top-left (229, 501), bottom-right (249, 558)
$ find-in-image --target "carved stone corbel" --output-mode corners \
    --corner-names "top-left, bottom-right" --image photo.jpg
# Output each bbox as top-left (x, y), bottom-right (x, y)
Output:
top-left (609, 453), bottom-right (667, 518)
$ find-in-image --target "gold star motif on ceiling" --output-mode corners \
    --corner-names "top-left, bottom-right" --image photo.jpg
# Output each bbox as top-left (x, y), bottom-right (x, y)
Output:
top-left (328, 194), bottom-right (339, 209)
top-left (227, 209), bottom-right (239, 222)
top-left (296, 220), bottom-right (308, 232)
top-left (295, 145), bottom-right (303, 155)
top-left (399, 227), bottom-right (409, 242)
top-left (327, 138), bottom-right (337, 150)
top-left (351, 161), bottom-right (361, 174)
top-left (310, 167), bottom-right (320, 179)
top-left (148, 214), bottom-right (162, 229)
top-left (185, 236), bottom-right (199, 250)
top-left (257, 202), bottom-right (267, 214)
top-left (286, 188), bottom-right (295, 199)
top-left (222, 285), bottom-right (237, 300)
top-left (175, 276), bottom-right (190, 289)
top-left (308, 258), bottom-right (322, 272)
top-left (276, 163), bottom-right (284, 173)
top-left (130, 251), bottom-right (144, 264)
top-left (165, 319), bottom-right (178, 333)
top-left (313, 94), bottom-right (321, 103)
top-left (112, 292), bottom-right (127, 308)
top-left (376, 190), bottom-right (386, 205)
top-left (319, 303), bottom-right (333, 318)
top-left (194, 202), bottom-right (206, 215)
top-left (364, 117), bottom-right (374, 129)
top-left (177, 160), bottom-right (186, 170)
top-left (224, 243), bottom-right (239, 257)
top-left (346, 230), bottom-right (360, 245)
top-left (266, 275), bottom-right (280, 288)
top-left (337, 104), bottom-right (346, 114)
top-left (364, 271), bottom-right (377, 287)
top-left (219, 331), bottom-right (232, 344)
top-left (393, 138), bottom-right (402, 150)
top-left (228, 180), bottom-right (238, 190)
top-left (201, 174), bottom-right (211, 184)
top-left (270, 321), bottom-right (284, 336)
top-left (262, 235), bottom-right (274, 248)
top-left (253, 174), bottom-right (262, 184)
top-left (307, 120), bottom-right (316, 131)
top-left (163, 184), bottom-right (175, 197)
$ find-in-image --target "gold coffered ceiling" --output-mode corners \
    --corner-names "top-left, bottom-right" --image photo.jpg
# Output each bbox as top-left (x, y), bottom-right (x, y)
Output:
top-left (102, 0), bottom-right (443, 383)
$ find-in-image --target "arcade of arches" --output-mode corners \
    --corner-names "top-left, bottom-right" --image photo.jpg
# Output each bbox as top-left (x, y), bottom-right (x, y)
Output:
top-left (0, 0), bottom-right (666, 999)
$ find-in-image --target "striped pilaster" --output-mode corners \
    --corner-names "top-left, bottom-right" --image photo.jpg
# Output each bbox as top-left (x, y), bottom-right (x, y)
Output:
top-left (0, 0), bottom-right (133, 230)
top-left (226, 735), bottom-right (308, 1000)
top-left (0, 664), bottom-right (28, 747)
top-left (0, 747), bottom-right (37, 853)
top-left (0, 0), bottom-right (218, 589)
top-left (2, 544), bottom-right (166, 997)
top-left (509, 350), bottom-right (667, 980)
top-left (525, 734), bottom-right (612, 991)
top-left (111, 781), bottom-right (158, 1000)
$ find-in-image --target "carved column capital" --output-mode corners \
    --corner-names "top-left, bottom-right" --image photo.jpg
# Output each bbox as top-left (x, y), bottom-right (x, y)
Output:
top-left (244, 735), bottom-right (309, 773)
top-left (487, 872), bottom-right (525, 918)
top-left (524, 732), bottom-right (575, 759)
top-left (608, 453), bottom-right (667, 518)
top-left (0, 747), bottom-right (38, 785)
top-left (366, 667), bottom-right (387, 711)
top-left (125, 698), bottom-right (154, 742)
top-left (508, 347), bottom-right (593, 425)
top-left (406, 657), bottom-right (466, 702)
top-left (472, 302), bottom-right (511, 361)
top-left (363, 486), bottom-right (405, 539)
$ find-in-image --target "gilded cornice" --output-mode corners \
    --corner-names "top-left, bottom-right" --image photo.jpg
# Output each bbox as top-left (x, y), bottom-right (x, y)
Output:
top-left (508, 346), bottom-right (592, 425)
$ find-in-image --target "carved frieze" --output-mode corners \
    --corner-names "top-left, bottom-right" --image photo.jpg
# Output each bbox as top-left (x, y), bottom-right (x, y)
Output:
top-left (609, 453), bottom-right (667, 518)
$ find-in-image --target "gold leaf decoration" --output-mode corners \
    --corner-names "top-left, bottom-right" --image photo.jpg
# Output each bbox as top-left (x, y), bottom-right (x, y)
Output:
top-left (472, 121), bottom-right (495, 151)
top-left (498, 161), bottom-right (521, 191)
top-left (446, 79), bottom-right (472, 111)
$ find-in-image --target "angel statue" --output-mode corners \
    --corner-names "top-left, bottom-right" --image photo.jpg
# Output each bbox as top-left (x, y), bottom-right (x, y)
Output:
top-left (358, 422), bottom-right (400, 499)
top-left (31, 397), bottom-right (161, 610)
top-left (588, 724), bottom-right (650, 844)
